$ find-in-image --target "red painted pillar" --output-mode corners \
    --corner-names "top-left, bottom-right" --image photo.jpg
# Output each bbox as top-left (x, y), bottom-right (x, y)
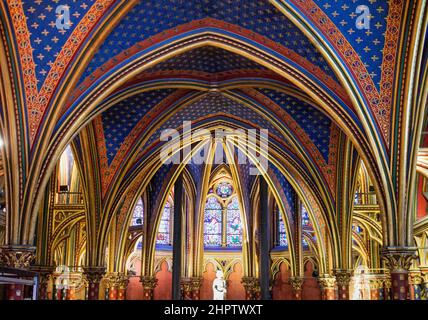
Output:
top-left (408, 271), bottom-right (423, 300)
top-left (181, 278), bottom-right (193, 300)
top-left (318, 275), bottom-right (336, 300)
top-left (334, 270), bottom-right (352, 300)
top-left (114, 273), bottom-right (128, 300)
top-left (140, 276), bottom-right (158, 300)
top-left (382, 248), bottom-right (416, 300)
top-left (6, 283), bottom-right (25, 300)
top-left (83, 267), bottom-right (106, 301)
top-left (108, 286), bottom-right (118, 300)
top-left (368, 278), bottom-right (382, 300)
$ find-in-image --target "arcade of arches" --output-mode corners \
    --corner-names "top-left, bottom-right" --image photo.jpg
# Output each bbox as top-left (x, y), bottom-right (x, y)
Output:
top-left (0, 0), bottom-right (427, 301)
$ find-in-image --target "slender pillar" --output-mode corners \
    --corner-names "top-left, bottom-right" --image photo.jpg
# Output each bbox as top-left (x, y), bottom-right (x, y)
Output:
top-left (368, 278), bottom-right (382, 300)
top-left (420, 267), bottom-right (428, 300)
top-left (191, 277), bottom-right (203, 300)
top-left (181, 278), bottom-right (193, 300)
top-left (83, 266), bottom-right (106, 300)
top-left (382, 248), bottom-right (416, 300)
top-left (117, 274), bottom-right (128, 300)
top-left (289, 277), bottom-right (304, 300)
top-left (318, 275), bottom-right (336, 300)
top-left (31, 266), bottom-right (54, 300)
top-left (172, 173), bottom-right (184, 300)
top-left (241, 276), bottom-right (260, 300)
top-left (140, 275), bottom-right (158, 300)
top-left (106, 274), bottom-right (118, 300)
top-left (259, 177), bottom-right (271, 300)
top-left (409, 271), bottom-right (423, 300)
top-left (383, 278), bottom-right (392, 300)
top-left (334, 270), bottom-right (353, 300)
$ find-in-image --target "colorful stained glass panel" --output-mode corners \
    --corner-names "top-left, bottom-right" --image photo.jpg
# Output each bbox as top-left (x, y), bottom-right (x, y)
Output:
top-left (204, 196), bottom-right (222, 247)
top-left (156, 202), bottom-right (172, 245)
top-left (226, 197), bottom-right (242, 247)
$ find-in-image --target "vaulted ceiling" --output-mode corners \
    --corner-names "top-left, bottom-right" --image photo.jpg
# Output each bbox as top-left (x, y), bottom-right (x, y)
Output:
top-left (0, 0), bottom-right (425, 252)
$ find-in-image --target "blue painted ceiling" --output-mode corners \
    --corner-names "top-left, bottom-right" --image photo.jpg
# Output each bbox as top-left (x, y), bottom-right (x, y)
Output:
top-left (146, 46), bottom-right (267, 73)
top-left (101, 88), bottom-right (175, 164)
top-left (141, 92), bottom-right (287, 151)
top-left (256, 88), bottom-right (333, 162)
top-left (313, 0), bottom-right (389, 88)
top-left (22, 0), bottom-right (95, 90)
top-left (79, 0), bottom-right (338, 84)
top-left (269, 162), bottom-right (296, 215)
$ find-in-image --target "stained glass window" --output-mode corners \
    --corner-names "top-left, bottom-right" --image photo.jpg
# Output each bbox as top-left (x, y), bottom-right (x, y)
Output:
top-left (204, 196), bottom-right (222, 247)
top-left (216, 182), bottom-right (233, 198)
top-left (156, 202), bottom-right (172, 245)
top-left (278, 210), bottom-right (288, 247)
top-left (352, 225), bottom-right (363, 235)
top-left (302, 204), bottom-right (310, 226)
top-left (131, 198), bottom-right (144, 226)
top-left (226, 196), bottom-right (242, 247)
top-left (302, 238), bottom-right (309, 248)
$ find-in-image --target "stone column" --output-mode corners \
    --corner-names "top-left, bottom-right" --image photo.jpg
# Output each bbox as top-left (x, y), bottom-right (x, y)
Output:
top-left (117, 274), bottom-right (128, 300)
top-left (140, 275), bottom-right (158, 300)
top-left (289, 277), bottom-right (304, 300)
top-left (383, 278), bottom-right (392, 300)
top-left (381, 248), bottom-right (416, 300)
top-left (105, 274), bottom-right (117, 300)
top-left (334, 270), bottom-right (353, 300)
top-left (31, 265), bottom-right (54, 300)
top-left (318, 275), bottom-right (336, 300)
top-left (259, 177), bottom-right (271, 300)
top-left (241, 276), bottom-right (260, 300)
top-left (0, 245), bottom-right (35, 300)
top-left (408, 271), bottom-right (423, 300)
top-left (191, 277), bottom-right (203, 300)
top-left (181, 278), bottom-right (193, 300)
top-left (83, 266), bottom-right (106, 300)
top-left (420, 267), bottom-right (428, 300)
top-left (368, 278), bottom-right (383, 300)
top-left (172, 173), bottom-right (184, 300)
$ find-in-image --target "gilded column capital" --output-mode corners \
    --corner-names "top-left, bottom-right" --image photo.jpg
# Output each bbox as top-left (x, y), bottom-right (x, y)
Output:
top-left (140, 275), bottom-right (158, 289)
top-left (381, 247), bottom-right (417, 272)
top-left (0, 245), bottom-right (35, 269)
top-left (419, 267), bottom-right (428, 283)
top-left (241, 276), bottom-right (260, 291)
top-left (180, 278), bottom-right (193, 292)
top-left (317, 275), bottom-right (336, 289)
top-left (289, 277), bottom-right (304, 290)
top-left (190, 277), bottom-right (203, 291)
top-left (334, 269), bottom-right (353, 287)
top-left (31, 265), bottom-right (55, 283)
top-left (384, 278), bottom-right (392, 289)
top-left (117, 273), bottom-right (129, 289)
top-left (83, 266), bottom-right (106, 284)
top-left (105, 272), bottom-right (128, 288)
top-left (408, 271), bottom-right (424, 286)
top-left (368, 278), bottom-right (383, 290)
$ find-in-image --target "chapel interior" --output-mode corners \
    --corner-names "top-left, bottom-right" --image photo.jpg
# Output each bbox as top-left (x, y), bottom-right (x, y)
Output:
top-left (0, 0), bottom-right (427, 301)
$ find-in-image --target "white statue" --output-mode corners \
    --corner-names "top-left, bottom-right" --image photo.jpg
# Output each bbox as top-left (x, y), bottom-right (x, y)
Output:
top-left (212, 270), bottom-right (227, 300)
